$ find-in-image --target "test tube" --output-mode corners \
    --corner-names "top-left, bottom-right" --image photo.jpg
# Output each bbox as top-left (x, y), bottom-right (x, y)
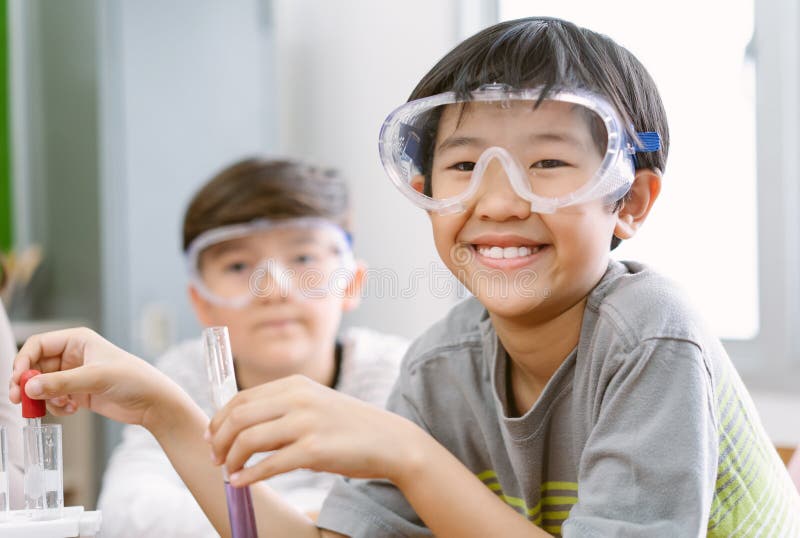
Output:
top-left (23, 424), bottom-right (63, 519)
top-left (20, 369), bottom-right (64, 520)
top-left (203, 326), bottom-right (258, 538)
top-left (0, 425), bottom-right (9, 518)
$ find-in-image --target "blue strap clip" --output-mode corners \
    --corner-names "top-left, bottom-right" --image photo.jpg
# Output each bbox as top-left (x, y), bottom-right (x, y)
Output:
top-left (634, 131), bottom-right (661, 152)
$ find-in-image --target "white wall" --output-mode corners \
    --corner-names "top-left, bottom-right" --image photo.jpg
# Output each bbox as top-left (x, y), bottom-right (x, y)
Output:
top-left (102, 0), bottom-right (465, 353)
top-left (99, 0), bottom-right (277, 358)
top-left (8, 0), bottom-right (101, 325)
top-left (273, 0), bottom-right (463, 340)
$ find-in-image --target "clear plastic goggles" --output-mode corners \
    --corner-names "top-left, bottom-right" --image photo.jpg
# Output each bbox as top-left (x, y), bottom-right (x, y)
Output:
top-left (379, 84), bottom-right (659, 215)
top-left (185, 217), bottom-right (355, 309)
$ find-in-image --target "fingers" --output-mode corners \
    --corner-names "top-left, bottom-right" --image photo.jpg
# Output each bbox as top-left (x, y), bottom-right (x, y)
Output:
top-left (209, 374), bottom-right (321, 437)
top-left (209, 397), bottom-right (292, 465)
top-left (50, 396), bottom-right (68, 407)
top-left (228, 448), bottom-right (293, 487)
top-left (9, 356), bottom-right (68, 404)
top-left (221, 414), bottom-right (305, 474)
top-left (10, 327), bottom-right (105, 404)
top-left (228, 438), bottom-right (323, 487)
top-left (206, 376), bottom-right (340, 479)
top-left (12, 327), bottom-right (93, 384)
top-left (47, 397), bottom-right (79, 416)
top-left (23, 366), bottom-right (108, 401)
top-left (208, 376), bottom-right (299, 435)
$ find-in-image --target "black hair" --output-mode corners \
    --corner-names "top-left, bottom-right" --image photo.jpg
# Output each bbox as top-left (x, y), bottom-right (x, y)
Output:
top-left (409, 17), bottom-right (669, 250)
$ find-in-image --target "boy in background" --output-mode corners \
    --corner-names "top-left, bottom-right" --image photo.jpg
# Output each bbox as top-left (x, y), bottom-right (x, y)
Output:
top-left (97, 158), bottom-right (408, 537)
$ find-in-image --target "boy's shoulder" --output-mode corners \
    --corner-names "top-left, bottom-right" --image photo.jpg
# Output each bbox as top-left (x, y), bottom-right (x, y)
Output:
top-left (340, 326), bottom-right (409, 365)
top-left (153, 338), bottom-right (204, 374)
top-left (590, 260), bottom-right (709, 347)
top-left (402, 296), bottom-right (488, 371)
top-left (337, 327), bottom-right (410, 407)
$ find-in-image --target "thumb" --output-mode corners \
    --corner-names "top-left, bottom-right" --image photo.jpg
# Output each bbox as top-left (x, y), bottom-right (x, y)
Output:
top-left (25, 366), bottom-right (107, 400)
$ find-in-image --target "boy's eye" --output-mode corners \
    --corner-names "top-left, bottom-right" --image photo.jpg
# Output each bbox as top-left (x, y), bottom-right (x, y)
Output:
top-left (224, 261), bottom-right (249, 274)
top-left (451, 161), bottom-right (476, 172)
top-left (531, 159), bottom-right (568, 169)
top-left (293, 254), bottom-right (319, 265)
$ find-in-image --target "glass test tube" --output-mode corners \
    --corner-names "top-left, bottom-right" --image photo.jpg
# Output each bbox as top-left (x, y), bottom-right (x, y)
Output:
top-left (0, 425), bottom-right (9, 518)
top-left (203, 326), bottom-right (258, 538)
top-left (23, 423), bottom-right (63, 520)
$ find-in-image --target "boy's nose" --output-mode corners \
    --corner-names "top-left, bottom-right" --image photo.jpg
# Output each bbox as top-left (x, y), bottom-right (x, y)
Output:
top-left (250, 260), bottom-right (293, 303)
top-left (473, 158), bottom-right (531, 221)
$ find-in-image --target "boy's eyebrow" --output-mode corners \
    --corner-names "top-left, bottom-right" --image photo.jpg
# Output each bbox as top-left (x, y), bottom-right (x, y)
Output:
top-left (283, 234), bottom-right (330, 247)
top-left (281, 230), bottom-right (338, 246)
top-left (436, 136), bottom-right (485, 153)
top-left (436, 132), bottom-right (588, 153)
top-left (528, 132), bottom-right (587, 149)
top-left (203, 240), bottom-right (250, 259)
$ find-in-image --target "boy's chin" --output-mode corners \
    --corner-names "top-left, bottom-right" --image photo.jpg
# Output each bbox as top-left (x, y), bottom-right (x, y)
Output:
top-left (470, 285), bottom-right (552, 319)
top-left (240, 347), bottom-right (311, 371)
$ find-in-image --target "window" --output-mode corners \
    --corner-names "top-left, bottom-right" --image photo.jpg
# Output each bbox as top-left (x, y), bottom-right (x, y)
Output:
top-left (457, 0), bottom-right (800, 376)
top-left (499, 0), bottom-right (758, 340)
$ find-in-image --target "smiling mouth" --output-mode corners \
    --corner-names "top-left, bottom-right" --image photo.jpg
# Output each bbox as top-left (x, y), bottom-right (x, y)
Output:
top-left (473, 244), bottom-right (547, 259)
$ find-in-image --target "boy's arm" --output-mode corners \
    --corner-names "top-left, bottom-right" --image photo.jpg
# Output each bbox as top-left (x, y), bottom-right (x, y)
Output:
top-left (151, 400), bottom-right (323, 538)
top-left (392, 434), bottom-right (552, 537)
top-left (562, 338), bottom-right (717, 536)
top-left (9, 328), bottom-right (323, 538)
top-left (99, 425), bottom-right (223, 538)
top-left (209, 376), bottom-right (552, 537)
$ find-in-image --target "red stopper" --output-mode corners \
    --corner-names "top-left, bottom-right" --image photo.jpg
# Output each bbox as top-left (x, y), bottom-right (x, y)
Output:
top-left (20, 369), bottom-right (47, 419)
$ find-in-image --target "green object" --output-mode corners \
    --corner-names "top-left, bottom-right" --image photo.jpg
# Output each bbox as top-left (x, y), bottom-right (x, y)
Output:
top-left (0, 0), bottom-right (11, 253)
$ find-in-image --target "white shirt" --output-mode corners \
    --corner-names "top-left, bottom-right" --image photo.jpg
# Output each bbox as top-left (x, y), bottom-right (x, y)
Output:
top-left (0, 300), bottom-right (24, 509)
top-left (97, 327), bottom-right (408, 538)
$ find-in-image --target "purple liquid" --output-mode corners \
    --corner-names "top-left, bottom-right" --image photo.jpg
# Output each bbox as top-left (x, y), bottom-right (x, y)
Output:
top-left (224, 482), bottom-right (258, 538)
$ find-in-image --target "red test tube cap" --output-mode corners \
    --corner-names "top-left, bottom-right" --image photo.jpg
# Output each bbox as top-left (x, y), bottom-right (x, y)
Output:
top-left (20, 369), bottom-right (47, 418)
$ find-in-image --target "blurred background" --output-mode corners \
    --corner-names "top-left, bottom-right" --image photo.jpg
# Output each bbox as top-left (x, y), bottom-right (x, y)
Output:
top-left (1, 0), bottom-right (799, 510)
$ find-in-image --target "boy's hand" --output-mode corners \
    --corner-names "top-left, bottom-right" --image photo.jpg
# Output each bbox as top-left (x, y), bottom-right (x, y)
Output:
top-left (10, 328), bottom-right (190, 433)
top-left (207, 375), bottom-right (430, 488)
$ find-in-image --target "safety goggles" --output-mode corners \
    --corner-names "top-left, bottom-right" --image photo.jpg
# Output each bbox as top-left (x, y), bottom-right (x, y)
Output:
top-left (379, 84), bottom-right (660, 215)
top-left (185, 217), bottom-right (355, 308)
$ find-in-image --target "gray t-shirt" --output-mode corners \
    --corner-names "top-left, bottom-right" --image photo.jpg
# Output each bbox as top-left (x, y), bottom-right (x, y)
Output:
top-left (317, 260), bottom-right (800, 537)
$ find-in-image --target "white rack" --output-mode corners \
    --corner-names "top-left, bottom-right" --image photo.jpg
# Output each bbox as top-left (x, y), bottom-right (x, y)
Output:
top-left (0, 506), bottom-right (102, 537)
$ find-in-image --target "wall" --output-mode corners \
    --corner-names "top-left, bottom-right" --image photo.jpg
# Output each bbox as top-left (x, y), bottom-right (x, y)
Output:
top-left (99, 0), bottom-right (276, 358)
top-left (272, 0), bottom-right (464, 340)
top-left (9, 0), bottom-right (101, 325)
top-left (0, 0), bottom-right (10, 252)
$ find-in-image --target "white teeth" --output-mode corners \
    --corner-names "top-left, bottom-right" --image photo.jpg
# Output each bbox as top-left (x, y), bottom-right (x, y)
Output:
top-left (477, 245), bottom-right (543, 259)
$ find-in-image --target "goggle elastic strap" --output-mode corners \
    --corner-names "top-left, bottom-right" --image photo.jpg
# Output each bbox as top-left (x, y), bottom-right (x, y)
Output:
top-left (629, 130), bottom-right (662, 168)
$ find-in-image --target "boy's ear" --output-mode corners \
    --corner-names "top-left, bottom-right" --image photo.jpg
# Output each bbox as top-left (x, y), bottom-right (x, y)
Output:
top-left (341, 261), bottom-right (367, 312)
top-left (188, 285), bottom-right (215, 327)
top-left (410, 174), bottom-right (425, 194)
top-left (614, 168), bottom-right (662, 240)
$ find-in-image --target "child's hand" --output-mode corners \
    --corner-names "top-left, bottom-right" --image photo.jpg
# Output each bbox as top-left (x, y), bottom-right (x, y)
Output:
top-left (207, 375), bottom-right (430, 488)
top-left (10, 328), bottom-right (188, 433)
